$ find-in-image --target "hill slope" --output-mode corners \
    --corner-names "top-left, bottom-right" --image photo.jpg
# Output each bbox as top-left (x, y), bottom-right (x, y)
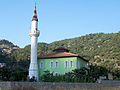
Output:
top-left (0, 40), bottom-right (19, 63)
top-left (1, 32), bottom-right (120, 73)
top-left (11, 32), bottom-right (120, 62)
top-left (0, 40), bottom-right (19, 54)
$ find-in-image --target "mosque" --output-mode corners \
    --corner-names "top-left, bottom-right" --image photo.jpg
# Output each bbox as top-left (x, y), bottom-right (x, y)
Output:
top-left (29, 3), bottom-right (87, 81)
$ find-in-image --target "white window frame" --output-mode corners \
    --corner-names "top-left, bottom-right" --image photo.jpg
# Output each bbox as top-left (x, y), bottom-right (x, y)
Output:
top-left (50, 61), bottom-right (53, 68)
top-left (55, 61), bottom-right (59, 68)
top-left (64, 60), bottom-right (68, 68)
top-left (40, 61), bottom-right (43, 69)
top-left (70, 60), bottom-right (74, 68)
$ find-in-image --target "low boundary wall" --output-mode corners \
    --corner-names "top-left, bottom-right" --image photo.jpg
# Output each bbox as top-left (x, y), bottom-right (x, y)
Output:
top-left (0, 80), bottom-right (120, 90)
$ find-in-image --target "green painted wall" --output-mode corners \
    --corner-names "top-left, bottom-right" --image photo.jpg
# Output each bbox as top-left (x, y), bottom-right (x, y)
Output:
top-left (37, 57), bottom-right (87, 81)
top-left (77, 57), bottom-right (87, 68)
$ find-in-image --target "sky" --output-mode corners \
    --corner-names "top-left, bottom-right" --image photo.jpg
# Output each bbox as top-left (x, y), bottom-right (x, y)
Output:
top-left (0, 0), bottom-right (120, 48)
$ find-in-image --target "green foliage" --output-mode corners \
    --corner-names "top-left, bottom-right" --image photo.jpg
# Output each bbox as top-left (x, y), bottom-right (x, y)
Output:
top-left (0, 66), bottom-right (12, 81)
top-left (40, 65), bottom-right (108, 82)
top-left (9, 32), bottom-right (120, 62)
top-left (0, 59), bottom-right (29, 81)
top-left (72, 67), bottom-right (89, 82)
top-left (1, 32), bottom-right (120, 81)
top-left (10, 71), bottom-right (28, 81)
top-left (99, 59), bottom-right (120, 80)
top-left (0, 39), bottom-right (15, 47)
top-left (88, 65), bottom-right (108, 81)
top-left (9, 32), bottom-right (120, 79)
top-left (0, 66), bottom-right (28, 81)
top-left (0, 39), bottom-right (19, 54)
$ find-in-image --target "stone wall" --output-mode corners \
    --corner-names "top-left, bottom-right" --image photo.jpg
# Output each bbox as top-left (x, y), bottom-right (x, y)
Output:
top-left (0, 80), bottom-right (120, 90)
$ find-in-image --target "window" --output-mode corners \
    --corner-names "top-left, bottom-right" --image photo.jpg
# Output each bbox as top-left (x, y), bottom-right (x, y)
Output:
top-left (50, 61), bottom-right (53, 68)
top-left (65, 61), bottom-right (68, 68)
top-left (40, 62), bottom-right (43, 68)
top-left (55, 61), bottom-right (58, 68)
top-left (77, 60), bottom-right (80, 69)
top-left (70, 60), bottom-right (73, 68)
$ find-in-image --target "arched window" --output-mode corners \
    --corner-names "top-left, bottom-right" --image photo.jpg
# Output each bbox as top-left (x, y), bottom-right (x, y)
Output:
top-left (55, 61), bottom-right (58, 68)
top-left (40, 62), bottom-right (43, 68)
top-left (70, 60), bottom-right (73, 68)
top-left (50, 61), bottom-right (53, 68)
top-left (65, 61), bottom-right (68, 68)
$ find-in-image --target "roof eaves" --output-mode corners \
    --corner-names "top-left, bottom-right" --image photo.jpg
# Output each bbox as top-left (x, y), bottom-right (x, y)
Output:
top-left (38, 55), bottom-right (88, 62)
top-left (38, 56), bottom-right (78, 59)
top-left (77, 56), bottom-right (88, 62)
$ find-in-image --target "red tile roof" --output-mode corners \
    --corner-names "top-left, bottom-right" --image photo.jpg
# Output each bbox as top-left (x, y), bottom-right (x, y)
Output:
top-left (38, 52), bottom-right (88, 62)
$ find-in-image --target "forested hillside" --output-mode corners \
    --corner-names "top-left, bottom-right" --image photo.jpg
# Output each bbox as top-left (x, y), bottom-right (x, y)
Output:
top-left (0, 40), bottom-right (19, 54)
top-left (0, 40), bottom-right (19, 63)
top-left (11, 32), bottom-right (120, 61)
top-left (1, 32), bottom-right (120, 74)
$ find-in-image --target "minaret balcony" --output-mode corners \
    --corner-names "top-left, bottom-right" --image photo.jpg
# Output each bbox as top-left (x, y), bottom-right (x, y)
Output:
top-left (29, 30), bottom-right (40, 37)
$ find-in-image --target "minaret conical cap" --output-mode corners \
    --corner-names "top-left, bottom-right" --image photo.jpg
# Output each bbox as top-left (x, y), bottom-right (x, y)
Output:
top-left (32, 2), bottom-right (38, 21)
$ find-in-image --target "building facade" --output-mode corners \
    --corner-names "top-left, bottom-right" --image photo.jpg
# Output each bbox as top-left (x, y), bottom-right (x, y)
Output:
top-left (38, 48), bottom-right (87, 80)
top-left (29, 3), bottom-right (87, 82)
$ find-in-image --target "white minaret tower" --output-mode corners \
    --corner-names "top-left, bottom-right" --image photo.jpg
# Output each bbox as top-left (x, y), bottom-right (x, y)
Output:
top-left (29, 3), bottom-right (40, 81)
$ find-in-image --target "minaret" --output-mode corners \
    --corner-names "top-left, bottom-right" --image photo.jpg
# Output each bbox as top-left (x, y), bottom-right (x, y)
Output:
top-left (29, 3), bottom-right (40, 81)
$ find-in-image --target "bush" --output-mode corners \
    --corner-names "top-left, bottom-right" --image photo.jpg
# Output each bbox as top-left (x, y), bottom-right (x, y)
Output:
top-left (40, 65), bottom-right (109, 83)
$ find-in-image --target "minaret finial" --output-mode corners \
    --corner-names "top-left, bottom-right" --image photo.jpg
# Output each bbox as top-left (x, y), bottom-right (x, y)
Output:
top-left (35, 2), bottom-right (36, 10)
top-left (32, 2), bottom-right (38, 21)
